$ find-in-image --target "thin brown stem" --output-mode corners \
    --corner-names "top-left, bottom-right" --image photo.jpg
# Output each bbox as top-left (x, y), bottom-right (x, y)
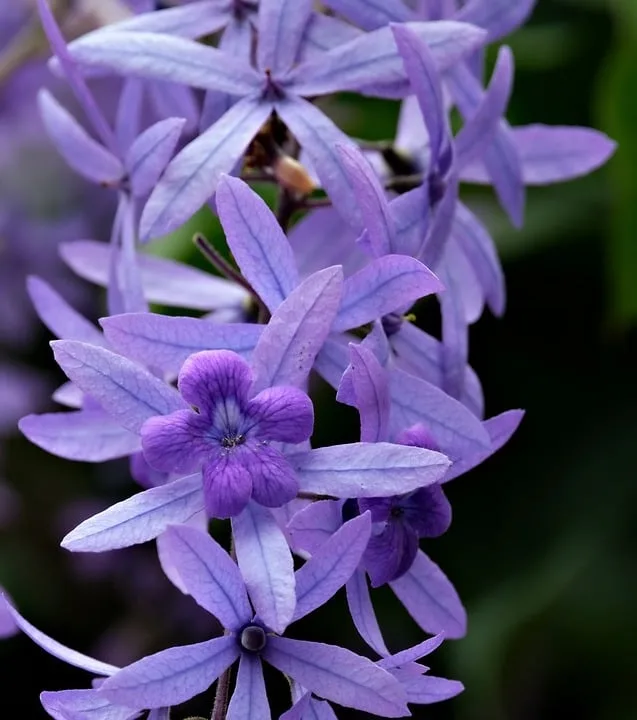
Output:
top-left (210, 665), bottom-right (233, 720)
top-left (194, 233), bottom-right (269, 321)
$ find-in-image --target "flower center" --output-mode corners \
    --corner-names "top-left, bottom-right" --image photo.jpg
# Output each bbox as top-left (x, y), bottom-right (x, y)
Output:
top-left (390, 506), bottom-right (405, 519)
top-left (239, 624), bottom-right (267, 653)
top-left (381, 312), bottom-right (404, 337)
top-left (221, 434), bottom-right (246, 449)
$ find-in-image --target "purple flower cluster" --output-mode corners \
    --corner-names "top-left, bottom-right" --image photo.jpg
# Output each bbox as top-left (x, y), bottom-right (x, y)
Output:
top-left (3, 0), bottom-right (616, 718)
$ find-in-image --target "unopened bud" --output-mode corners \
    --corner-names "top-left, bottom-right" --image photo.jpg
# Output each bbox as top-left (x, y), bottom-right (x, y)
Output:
top-left (272, 155), bottom-right (316, 196)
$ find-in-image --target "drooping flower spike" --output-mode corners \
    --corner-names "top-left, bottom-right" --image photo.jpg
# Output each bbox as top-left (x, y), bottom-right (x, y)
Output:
top-left (2, 1), bottom-right (616, 718)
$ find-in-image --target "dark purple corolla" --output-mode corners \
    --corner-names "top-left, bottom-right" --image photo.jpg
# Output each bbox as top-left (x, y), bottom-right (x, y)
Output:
top-left (361, 424), bottom-right (452, 588)
top-left (141, 349), bottom-right (314, 517)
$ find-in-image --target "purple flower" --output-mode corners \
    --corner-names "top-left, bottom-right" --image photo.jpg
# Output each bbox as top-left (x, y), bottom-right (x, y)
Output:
top-left (361, 425), bottom-right (452, 587)
top-left (141, 349), bottom-right (314, 517)
top-left (97, 520), bottom-right (413, 717)
top-left (63, 2), bottom-right (486, 237)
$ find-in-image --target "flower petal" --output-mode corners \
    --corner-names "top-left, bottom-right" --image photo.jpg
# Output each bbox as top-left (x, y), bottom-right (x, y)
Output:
top-left (507, 125), bottom-right (616, 185)
top-left (100, 637), bottom-right (239, 709)
top-left (334, 255), bottom-right (443, 333)
top-left (293, 512), bottom-right (371, 621)
top-left (390, 323), bottom-right (484, 418)
top-left (51, 341), bottom-right (187, 435)
top-left (321, 0), bottom-right (411, 30)
top-left (290, 22), bottom-right (486, 98)
top-left (288, 207), bottom-right (365, 277)
top-left (38, 89), bottom-right (124, 184)
top-left (216, 175), bottom-right (299, 312)
top-left (66, 31), bottom-right (259, 94)
top-left (389, 367), bottom-right (490, 459)
top-left (178, 350), bottom-right (252, 416)
top-left (286, 500), bottom-right (343, 556)
top-left (452, 202), bottom-right (505, 316)
top-left (390, 549), bottom-right (466, 638)
top-left (99, 0), bottom-right (229, 38)
top-left (456, 0), bottom-right (536, 42)
top-left (300, 12), bottom-right (363, 61)
top-left (140, 94), bottom-right (271, 241)
top-left (447, 64), bottom-right (524, 226)
top-left (346, 567), bottom-right (389, 656)
top-left (27, 276), bottom-right (105, 346)
top-left (443, 408), bottom-right (524, 482)
top-left (401, 674), bottom-right (464, 704)
top-left (232, 503), bottom-right (296, 633)
top-left (257, 0), bottom-right (313, 75)
top-left (335, 143), bottom-right (394, 253)
top-left (102, 315), bottom-right (261, 376)
top-left (202, 451), bottom-right (253, 519)
top-left (125, 117), bottom-right (186, 198)
top-left (141, 410), bottom-right (211, 474)
top-left (37, 0), bottom-right (116, 150)
top-left (5, 601), bottom-right (118, 676)
top-left (61, 474), bottom-right (204, 552)
top-left (40, 689), bottom-right (138, 720)
top-left (378, 633), bottom-right (445, 669)
top-left (454, 45), bottom-right (514, 170)
top-left (292, 442), bottom-right (450, 497)
top-left (263, 637), bottom-right (408, 716)
top-left (61, 240), bottom-right (249, 311)
top-left (364, 520), bottom-right (418, 587)
top-left (391, 24), bottom-right (447, 167)
top-left (20, 410), bottom-right (141, 462)
top-left (246, 386), bottom-right (314, 443)
top-left (250, 266), bottom-right (343, 394)
top-left (347, 343), bottom-right (391, 443)
top-left (161, 525), bottom-right (251, 630)
top-left (226, 653), bottom-right (270, 720)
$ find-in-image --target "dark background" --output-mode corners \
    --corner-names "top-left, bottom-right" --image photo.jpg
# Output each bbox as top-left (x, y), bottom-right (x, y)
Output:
top-left (1, 0), bottom-right (636, 718)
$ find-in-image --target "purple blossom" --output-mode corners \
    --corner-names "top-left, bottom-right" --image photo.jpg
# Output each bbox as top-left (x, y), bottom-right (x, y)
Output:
top-left (360, 425), bottom-right (453, 587)
top-left (97, 520), bottom-right (414, 717)
top-left (62, 2), bottom-right (486, 237)
top-left (1, 2), bottom-right (618, 717)
top-left (142, 349), bottom-right (314, 517)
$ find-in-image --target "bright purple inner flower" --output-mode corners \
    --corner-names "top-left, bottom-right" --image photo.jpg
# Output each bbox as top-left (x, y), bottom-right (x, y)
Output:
top-left (359, 423), bottom-right (452, 587)
top-left (141, 350), bottom-right (314, 518)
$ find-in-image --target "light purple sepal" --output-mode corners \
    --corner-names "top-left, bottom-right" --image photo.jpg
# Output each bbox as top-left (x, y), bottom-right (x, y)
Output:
top-left (61, 240), bottom-right (249, 311)
top-left (40, 689), bottom-right (138, 720)
top-left (125, 117), bottom-right (186, 198)
top-left (101, 314), bottom-right (262, 375)
top-left (161, 525), bottom-right (251, 631)
top-left (293, 512), bottom-right (371, 622)
top-left (51, 341), bottom-right (187, 434)
top-left (250, 266), bottom-right (344, 395)
top-left (232, 503), bottom-right (296, 634)
top-left (389, 549), bottom-right (466, 638)
top-left (19, 411), bottom-right (141, 462)
top-left (292, 442), bottom-right (450, 498)
top-left (100, 636), bottom-right (240, 709)
top-left (5, 600), bottom-right (119, 676)
top-left (61, 474), bottom-right (204, 552)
